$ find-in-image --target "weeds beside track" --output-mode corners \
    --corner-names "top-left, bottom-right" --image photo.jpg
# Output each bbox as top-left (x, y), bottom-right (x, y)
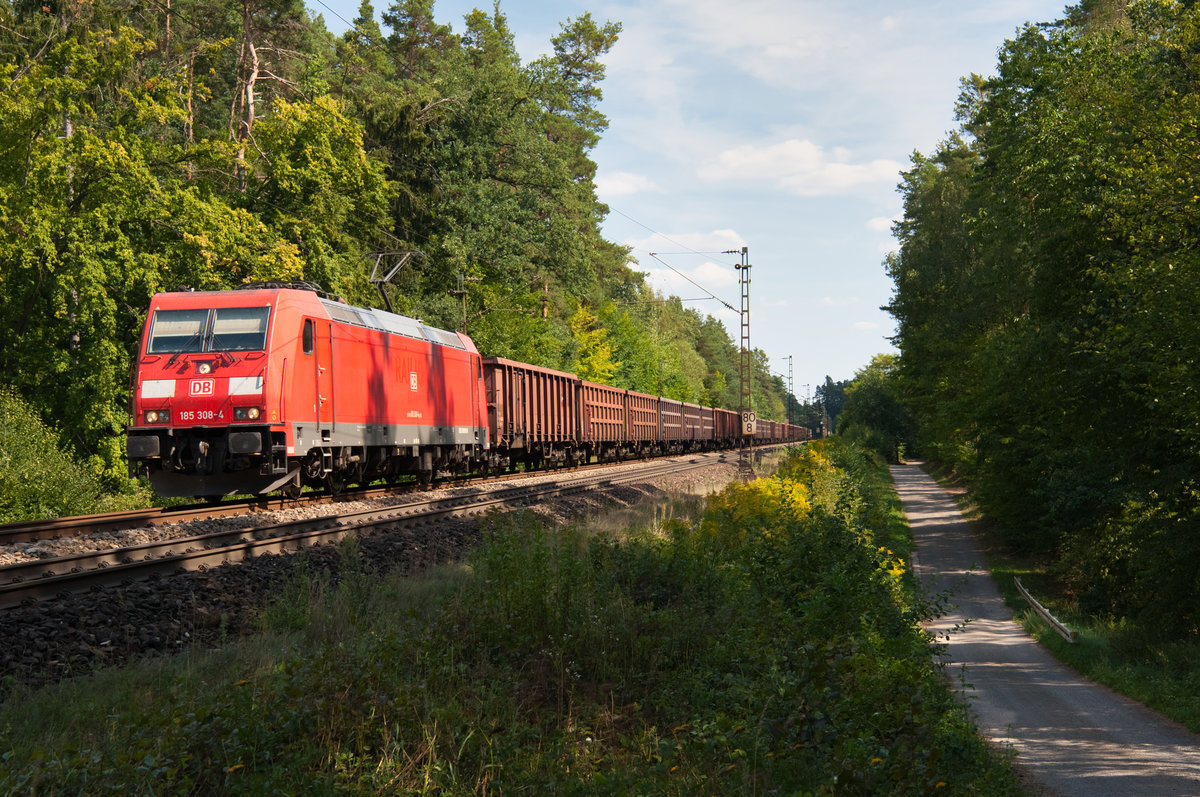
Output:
top-left (0, 441), bottom-right (1017, 795)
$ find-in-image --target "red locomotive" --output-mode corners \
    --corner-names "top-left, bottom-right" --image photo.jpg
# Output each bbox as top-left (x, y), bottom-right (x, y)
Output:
top-left (127, 283), bottom-right (810, 497)
top-left (127, 284), bottom-right (489, 497)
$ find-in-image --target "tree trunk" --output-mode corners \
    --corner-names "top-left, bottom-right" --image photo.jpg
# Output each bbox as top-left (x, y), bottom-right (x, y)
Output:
top-left (232, 0), bottom-right (259, 192)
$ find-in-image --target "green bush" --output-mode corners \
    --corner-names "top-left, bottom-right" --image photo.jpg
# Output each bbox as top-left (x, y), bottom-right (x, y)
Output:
top-left (0, 386), bottom-right (109, 522)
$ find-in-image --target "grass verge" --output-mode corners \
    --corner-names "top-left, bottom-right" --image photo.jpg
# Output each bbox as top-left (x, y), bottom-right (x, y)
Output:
top-left (0, 442), bottom-right (1018, 794)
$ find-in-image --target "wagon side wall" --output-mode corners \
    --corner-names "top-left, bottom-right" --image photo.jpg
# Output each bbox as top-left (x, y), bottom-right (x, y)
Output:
top-left (627, 391), bottom-right (660, 444)
top-left (483, 358), bottom-right (579, 448)
top-left (580, 381), bottom-right (627, 443)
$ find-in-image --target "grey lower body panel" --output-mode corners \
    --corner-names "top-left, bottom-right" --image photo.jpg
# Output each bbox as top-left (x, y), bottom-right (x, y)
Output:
top-left (291, 422), bottom-right (487, 452)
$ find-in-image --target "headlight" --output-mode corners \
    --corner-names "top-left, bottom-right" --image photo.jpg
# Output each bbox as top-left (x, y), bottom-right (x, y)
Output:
top-left (234, 406), bottom-right (262, 421)
top-left (196, 361), bottom-right (213, 375)
top-left (144, 409), bottom-right (169, 424)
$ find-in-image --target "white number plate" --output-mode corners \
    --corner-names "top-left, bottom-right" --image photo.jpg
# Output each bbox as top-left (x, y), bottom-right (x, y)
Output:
top-left (178, 410), bottom-right (224, 422)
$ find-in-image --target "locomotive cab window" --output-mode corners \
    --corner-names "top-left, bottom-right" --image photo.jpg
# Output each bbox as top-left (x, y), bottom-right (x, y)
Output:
top-left (146, 306), bottom-right (271, 354)
top-left (146, 309), bottom-right (209, 354)
top-left (210, 307), bottom-right (270, 351)
top-left (302, 319), bottom-right (314, 354)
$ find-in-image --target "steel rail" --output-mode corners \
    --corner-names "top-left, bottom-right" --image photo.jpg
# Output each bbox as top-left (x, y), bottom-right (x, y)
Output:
top-left (0, 494), bottom-right (326, 544)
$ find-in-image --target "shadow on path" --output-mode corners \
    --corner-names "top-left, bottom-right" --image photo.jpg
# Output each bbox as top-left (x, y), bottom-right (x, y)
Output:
top-left (892, 463), bottom-right (1200, 796)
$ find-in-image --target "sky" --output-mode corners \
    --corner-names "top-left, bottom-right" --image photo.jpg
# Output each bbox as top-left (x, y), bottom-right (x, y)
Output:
top-left (310, 0), bottom-right (1071, 404)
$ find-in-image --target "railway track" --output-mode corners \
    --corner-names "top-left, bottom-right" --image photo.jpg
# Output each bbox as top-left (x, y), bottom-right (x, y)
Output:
top-left (0, 445), bottom-right (777, 546)
top-left (0, 488), bottom-right (394, 545)
top-left (0, 451), bottom-right (740, 610)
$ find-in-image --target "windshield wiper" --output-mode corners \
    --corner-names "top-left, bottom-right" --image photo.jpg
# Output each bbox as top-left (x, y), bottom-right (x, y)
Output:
top-left (166, 330), bottom-right (205, 367)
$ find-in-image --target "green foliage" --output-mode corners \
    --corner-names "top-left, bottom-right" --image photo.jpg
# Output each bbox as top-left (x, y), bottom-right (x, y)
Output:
top-left (246, 96), bottom-right (393, 294)
top-left (567, 304), bottom-right (621, 382)
top-left (0, 387), bottom-right (111, 522)
top-left (816, 375), bottom-right (849, 432)
top-left (886, 1), bottom-right (1200, 637)
top-left (961, 489), bottom-right (1200, 733)
top-left (0, 10), bottom-right (380, 487)
top-left (0, 442), bottom-right (1016, 794)
top-left (837, 354), bottom-right (916, 463)
top-left (0, 0), bottom-right (799, 507)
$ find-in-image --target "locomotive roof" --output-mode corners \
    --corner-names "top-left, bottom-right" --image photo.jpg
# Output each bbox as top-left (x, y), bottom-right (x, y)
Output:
top-left (318, 297), bottom-right (468, 351)
top-left (153, 287), bottom-right (472, 352)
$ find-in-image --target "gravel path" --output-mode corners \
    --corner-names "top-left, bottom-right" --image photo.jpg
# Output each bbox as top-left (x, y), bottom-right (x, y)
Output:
top-left (891, 463), bottom-right (1200, 796)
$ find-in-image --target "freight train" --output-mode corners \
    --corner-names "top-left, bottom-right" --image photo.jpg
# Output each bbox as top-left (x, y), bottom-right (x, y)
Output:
top-left (126, 284), bottom-right (810, 498)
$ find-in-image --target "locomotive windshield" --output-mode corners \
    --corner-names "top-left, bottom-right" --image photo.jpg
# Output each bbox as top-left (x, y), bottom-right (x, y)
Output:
top-left (147, 306), bottom-right (271, 354)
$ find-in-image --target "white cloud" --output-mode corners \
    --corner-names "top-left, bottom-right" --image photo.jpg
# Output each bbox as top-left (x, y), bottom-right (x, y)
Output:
top-left (603, 20), bottom-right (691, 108)
top-left (688, 259), bottom-right (741, 290)
top-left (599, 0), bottom-right (1061, 182)
top-left (595, 171), bottom-right (660, 198)
top-left (638, 258), bottom-right (739, 296)
top-left (853, 321), bottom-right (880, 330)
top-left (866, 216), bottom-right (896, 233)
top-left (698, 138), bottom-right (903, 197)
top-left (869, 216), bottom-right (901, 256)
top-left (821, 296), bottom-right (859, 308)
top-left (655, 0), bottom-right (847, 84)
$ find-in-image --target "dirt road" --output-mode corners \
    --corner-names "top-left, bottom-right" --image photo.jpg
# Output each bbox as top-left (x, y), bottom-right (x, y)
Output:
top-left (891, 464), bottom-right (1200, 796)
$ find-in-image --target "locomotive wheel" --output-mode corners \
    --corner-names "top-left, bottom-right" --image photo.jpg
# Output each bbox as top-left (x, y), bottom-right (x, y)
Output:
top-left (325, 472), bottom-right (346, 494)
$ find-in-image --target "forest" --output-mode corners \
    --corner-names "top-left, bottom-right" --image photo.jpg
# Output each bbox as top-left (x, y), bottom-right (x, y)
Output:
top-left (0, 0), bottom-right (806, 504)
top-left (886, 0), bottom-right (1200, 637)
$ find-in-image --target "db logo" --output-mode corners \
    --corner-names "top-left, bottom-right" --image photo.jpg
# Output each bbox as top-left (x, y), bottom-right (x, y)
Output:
top-left (190, 379), bottom-right (215, 397)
